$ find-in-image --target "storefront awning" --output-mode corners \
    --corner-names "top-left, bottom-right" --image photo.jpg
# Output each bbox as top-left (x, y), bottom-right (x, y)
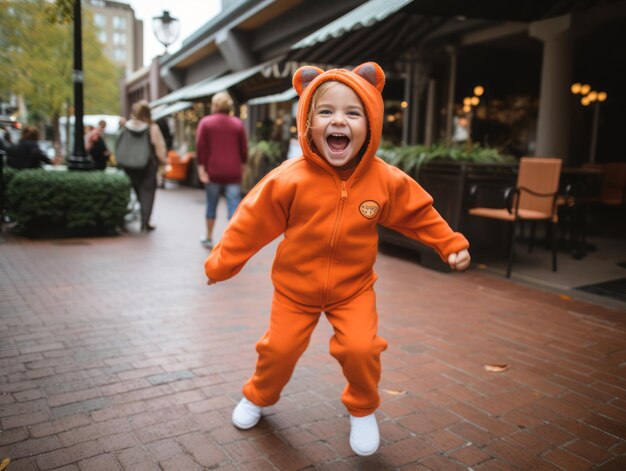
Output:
top-left (291, 0), bottom-right (414, 50)
top-left (151, 62), bottom-right (275, 108)
top-left (150, 76), bottom-right (218, 108)
top-left (152, 101), bottom-right (193, 121)
top-left (247, 88), bottom-right (298, 106)
top-left (183, 63), bottom-right (269, 102)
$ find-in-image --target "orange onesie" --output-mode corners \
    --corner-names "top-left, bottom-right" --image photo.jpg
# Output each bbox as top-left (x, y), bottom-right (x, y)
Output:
top-left (205, 62), bottom-right (469, 417)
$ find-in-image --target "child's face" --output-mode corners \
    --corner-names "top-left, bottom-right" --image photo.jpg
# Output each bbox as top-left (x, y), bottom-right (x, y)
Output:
top-left (310, 83), bottom-right (367, 169)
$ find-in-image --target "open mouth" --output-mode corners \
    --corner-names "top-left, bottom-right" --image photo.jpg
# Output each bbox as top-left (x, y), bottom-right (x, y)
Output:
top-left (327, 133), bottom-right (350, 152)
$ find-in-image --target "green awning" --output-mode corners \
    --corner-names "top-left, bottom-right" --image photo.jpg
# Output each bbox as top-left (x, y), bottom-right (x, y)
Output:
top-left (150, 76), bottom-right (217, 108)
top-left (183, 63), bottom-right (268, 102)
top-left (247, 88), bottom-right (298, 105)
top-left (291, 0), bottom-right (414, 50)
top-left (152, 101), bottom-right (193, 121)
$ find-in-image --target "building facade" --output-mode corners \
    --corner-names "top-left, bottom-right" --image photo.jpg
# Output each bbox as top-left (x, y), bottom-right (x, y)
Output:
top-left (85, 0), bottom-right (143, 75)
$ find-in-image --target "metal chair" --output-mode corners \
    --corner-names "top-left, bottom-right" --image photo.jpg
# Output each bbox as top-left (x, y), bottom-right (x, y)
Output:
top-left (468, 157), bottom-right (562, 278)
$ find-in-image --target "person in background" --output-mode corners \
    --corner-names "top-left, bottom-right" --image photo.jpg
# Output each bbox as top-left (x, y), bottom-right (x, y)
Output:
top-left (157, 117), bottom-right (173, 152)
top-left (452, 110), bottom-right (470, 147)
top-left (121, 101), bottom-right (167, 232)
top-left (85, 120), bottom-right (111, 170)
top-left (156, 117), bottom-right (174, 188)
top-left (7, 126), bottom-right (53, 169)
top-left (0, 127), bottom-right (15, 160)
top-left (196, 91), bottom-right (248, 249)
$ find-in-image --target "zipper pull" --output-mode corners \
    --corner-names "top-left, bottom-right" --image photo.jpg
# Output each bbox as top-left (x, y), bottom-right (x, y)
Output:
top-left (341, 181), bottom-right (347, 200)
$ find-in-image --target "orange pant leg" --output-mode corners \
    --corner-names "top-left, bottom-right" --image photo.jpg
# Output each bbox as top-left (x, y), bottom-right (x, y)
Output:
top-left (243, 290), bottom-right (321, 407)
top-left (326, 288), bottom-right (388, 417)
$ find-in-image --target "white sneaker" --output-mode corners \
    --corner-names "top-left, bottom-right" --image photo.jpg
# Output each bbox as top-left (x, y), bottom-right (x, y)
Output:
top-left (232, 397), bottom-right (262, 429)
top-left (200, 237), bottom-right (213, 249)
top-left (349, 413), bottom-right (380, 456)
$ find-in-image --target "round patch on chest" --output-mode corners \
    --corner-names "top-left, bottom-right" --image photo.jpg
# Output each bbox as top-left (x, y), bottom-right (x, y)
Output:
top-left (359, 200), bottom-right (380, 219)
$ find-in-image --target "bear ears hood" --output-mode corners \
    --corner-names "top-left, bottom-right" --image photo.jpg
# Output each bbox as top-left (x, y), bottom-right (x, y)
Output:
top-left (292, 62), bottom-right (386, 176)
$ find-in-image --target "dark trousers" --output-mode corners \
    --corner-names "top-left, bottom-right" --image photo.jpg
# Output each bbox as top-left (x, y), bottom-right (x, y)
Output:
top-left (125, 159), bottom-right (157, 227)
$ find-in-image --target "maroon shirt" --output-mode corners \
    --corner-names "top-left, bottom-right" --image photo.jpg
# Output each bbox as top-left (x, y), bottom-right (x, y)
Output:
top-left (195, 113), bottom-right (248, 184)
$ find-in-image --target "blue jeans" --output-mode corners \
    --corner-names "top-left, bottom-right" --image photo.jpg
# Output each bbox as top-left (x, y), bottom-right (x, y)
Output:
top-left (205, 182), bottom-right (241, 220)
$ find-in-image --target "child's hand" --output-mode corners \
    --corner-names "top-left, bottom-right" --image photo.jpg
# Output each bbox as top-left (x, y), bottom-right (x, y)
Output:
top-left (448, 249), bottom-right (470, 271)
top-left (207, 278), bottom-right (216, 285)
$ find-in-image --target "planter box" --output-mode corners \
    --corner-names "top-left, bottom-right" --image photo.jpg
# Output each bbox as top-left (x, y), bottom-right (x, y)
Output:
top-left (378, 160), bottom-right (517, 271)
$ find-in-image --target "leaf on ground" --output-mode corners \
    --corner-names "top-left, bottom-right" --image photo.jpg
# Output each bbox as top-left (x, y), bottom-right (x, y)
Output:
top-left (0, 458), bottom-right (10, 471)
top-left (559, 294), bottom-right (572, 301)
top-left (383, 388), bottom-right (407, 396)
top-left (484, 364), bottom-right (509, 372)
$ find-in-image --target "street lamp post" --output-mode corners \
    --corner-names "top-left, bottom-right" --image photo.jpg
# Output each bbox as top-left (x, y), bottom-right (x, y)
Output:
top-left (152, 11), bottom-right (180, 54)
top-left (67, 0), bottom-right (92, 170)
top-left (459, 85), bottom-right (485, 150)
top-left (571, 83), bottom-right (608, 163)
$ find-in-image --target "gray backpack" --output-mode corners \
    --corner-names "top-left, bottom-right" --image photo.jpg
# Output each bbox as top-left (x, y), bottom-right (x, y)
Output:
top-left (115, 127), bottom-right (152, 169)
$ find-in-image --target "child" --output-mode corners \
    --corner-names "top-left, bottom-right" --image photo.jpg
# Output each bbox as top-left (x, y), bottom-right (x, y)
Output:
top-left (205, 62), bottom-right (470, 456)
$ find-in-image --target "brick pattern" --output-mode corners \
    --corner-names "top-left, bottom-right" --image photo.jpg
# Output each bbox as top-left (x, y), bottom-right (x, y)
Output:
top-left (1, 187), bottom-right (625, 469)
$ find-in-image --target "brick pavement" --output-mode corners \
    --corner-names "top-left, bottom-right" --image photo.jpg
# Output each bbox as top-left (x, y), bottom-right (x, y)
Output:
top-left (0, 186), bottom-right (625, 470)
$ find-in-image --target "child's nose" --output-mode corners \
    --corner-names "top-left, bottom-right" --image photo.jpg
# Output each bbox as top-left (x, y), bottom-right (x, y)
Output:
top-left (332, 113), bottom-right (347, 125)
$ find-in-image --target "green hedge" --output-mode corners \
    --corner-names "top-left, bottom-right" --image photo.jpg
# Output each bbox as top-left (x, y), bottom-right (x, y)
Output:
top-left (5, 168), bottom-right (131, 235)
top-left (2, 164), bottom-right (18, 189)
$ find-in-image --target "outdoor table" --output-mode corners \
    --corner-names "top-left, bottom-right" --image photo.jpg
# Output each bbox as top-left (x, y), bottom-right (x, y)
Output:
top-left (559, 166), bottom-right (603, 259)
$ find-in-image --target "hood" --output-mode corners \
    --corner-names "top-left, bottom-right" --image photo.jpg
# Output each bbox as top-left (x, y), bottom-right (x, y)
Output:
top-left (125, 119), bottom-right (149, 132)
top-left (293, 62), bottom-right (385, 179)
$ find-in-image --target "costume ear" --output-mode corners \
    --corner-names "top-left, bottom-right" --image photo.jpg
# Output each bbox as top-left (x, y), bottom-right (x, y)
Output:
top-left (353, 62), bottom-right (385, 93)
top-left (293, 66), bottom-right (324, 96)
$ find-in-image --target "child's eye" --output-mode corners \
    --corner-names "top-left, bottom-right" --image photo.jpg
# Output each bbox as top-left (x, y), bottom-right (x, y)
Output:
top-left (348, 111), bottom-right (362, 117)
top-left (318, 109), bottom-right (332, 115)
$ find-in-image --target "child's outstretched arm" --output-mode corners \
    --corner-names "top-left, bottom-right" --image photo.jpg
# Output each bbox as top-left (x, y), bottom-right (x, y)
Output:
top-left (380, 165), bottom-right (470, 265)
top-left (205, 169), bottom-right (288, 284)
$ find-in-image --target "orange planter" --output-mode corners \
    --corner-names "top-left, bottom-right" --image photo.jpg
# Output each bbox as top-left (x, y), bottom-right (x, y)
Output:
top-left (165, 150), bottom-right (190, 181)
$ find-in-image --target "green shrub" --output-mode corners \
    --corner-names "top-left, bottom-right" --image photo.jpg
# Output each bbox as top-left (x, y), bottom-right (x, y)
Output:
top-left (2, 164), bottom-right (18, 190)
top-left (377, 143), bottom-right (515, 179)
top-left (6, 169), bottom-right (131, 235)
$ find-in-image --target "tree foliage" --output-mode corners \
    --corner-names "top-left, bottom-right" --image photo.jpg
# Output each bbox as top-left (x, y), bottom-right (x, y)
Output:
top-left (0, 0), bottom-right (121, 136)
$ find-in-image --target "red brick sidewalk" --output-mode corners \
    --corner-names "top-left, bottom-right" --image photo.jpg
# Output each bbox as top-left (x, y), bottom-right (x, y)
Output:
top-left (1, 186), bottom-right (625, 470)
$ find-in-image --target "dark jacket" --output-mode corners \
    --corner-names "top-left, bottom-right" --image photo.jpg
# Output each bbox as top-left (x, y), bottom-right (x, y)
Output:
top-left (8, 139), bottom-right (52, 169)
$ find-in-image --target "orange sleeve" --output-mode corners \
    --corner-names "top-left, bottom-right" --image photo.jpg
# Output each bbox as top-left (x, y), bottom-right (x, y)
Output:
top-left (380, 165), bottom-right (469, 261)
top-left (205, 168), bottom-right (288, 282)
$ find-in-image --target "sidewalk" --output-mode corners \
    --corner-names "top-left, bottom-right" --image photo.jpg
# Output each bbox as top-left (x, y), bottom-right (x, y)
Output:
top-left (1, 186), bottom-right (625, 470)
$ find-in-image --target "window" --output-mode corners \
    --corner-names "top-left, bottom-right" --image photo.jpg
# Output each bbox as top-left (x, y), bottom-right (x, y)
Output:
top-left (97, 31), bottom-right (107, 43)
top-left (94, 13), bottom-right (106, 28)
top-left (112, 16), bottom-right (126, 29)
top-left (113, 32), bottom-right (126, 45)
top-left (113, 48), bottom-right (126, 61)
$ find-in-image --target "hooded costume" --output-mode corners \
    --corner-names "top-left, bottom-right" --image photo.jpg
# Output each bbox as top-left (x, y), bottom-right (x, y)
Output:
top-left (205, 63), bottom-right (469, 416)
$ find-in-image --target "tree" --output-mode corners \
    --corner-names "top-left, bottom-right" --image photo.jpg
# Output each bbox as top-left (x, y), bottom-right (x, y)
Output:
top-left (0, 0), bottom-right (122, 142)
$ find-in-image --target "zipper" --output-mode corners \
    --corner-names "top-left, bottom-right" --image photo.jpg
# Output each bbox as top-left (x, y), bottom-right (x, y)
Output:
top-left (321, 179), bottom-right (347, 308)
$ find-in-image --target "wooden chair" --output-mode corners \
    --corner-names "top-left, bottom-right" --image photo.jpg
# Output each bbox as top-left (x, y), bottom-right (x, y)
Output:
top-left (468, 157), bottom-right (562, 278)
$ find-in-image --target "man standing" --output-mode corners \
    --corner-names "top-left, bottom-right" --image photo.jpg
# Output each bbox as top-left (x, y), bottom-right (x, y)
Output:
top-left (196, 91), bottom-right (248, 249)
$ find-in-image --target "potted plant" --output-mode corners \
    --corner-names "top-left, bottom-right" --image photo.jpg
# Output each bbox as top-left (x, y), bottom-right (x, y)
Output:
top-left (243, 140), bottom-right (285, 192)
top-left (377, 143), bottom-right (518, 270)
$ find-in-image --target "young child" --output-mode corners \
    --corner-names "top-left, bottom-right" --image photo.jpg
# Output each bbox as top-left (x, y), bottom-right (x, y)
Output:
top-left (205, 62), bottom-right (470, 456)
